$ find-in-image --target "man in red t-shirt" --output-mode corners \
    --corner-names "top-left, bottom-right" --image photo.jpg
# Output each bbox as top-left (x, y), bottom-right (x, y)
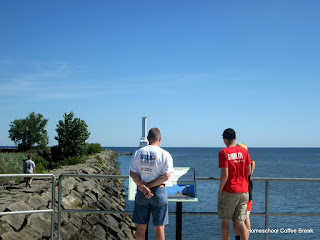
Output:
top-left (218, 128), bottom-right (252, 240)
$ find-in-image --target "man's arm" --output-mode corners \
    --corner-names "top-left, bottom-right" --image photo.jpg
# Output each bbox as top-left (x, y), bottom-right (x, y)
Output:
top-left (251, 160), bottom-right (255, 175)
top-left (219, 167), bottom-right (228, 195)
top-left (247, 163), bottom-right (252, 176)
top-left (146, 173), bottom-right (171, 189)
top-left (130, 171), bottom-right (153, 198)
top-left (129, 171), bottom-right (143, 187)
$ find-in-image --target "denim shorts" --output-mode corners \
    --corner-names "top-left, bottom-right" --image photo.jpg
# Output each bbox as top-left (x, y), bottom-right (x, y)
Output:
top-left (132, 186), bottom-right (169, 226)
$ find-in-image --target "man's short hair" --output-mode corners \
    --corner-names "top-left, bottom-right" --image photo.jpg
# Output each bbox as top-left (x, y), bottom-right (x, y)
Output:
top-left (27, 154), bottom-right (32, 159)
top-left (147, 128), bottom-right (161, 144)
top-left (222, 128), bottom-right (236, 140)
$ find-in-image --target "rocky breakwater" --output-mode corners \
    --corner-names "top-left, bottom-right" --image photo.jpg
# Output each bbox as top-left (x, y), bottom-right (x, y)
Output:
top-left (0, 150), bottom-right (135, 240)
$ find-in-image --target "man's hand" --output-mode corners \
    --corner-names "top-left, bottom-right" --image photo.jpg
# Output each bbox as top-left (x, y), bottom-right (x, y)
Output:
top-left (138, 184), bottom-right (154, 199)
top-left (138, 180), bottom-right (153, 199)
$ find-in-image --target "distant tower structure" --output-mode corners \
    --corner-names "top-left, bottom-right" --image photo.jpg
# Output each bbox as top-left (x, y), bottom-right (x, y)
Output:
top-left (139, 117), bottom-right (149, 147)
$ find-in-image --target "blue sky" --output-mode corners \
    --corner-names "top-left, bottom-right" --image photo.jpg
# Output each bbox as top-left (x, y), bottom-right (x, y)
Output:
top-left (0, 1), bottom-right (319, 147)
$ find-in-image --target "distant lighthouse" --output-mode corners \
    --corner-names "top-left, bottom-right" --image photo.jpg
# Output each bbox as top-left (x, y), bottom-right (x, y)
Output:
top-left (139, 117), bottom-right (149, 147)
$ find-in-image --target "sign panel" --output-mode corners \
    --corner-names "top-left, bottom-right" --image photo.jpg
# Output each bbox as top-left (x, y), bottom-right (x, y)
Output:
top-left (129, 167), bottom-right (198, 202)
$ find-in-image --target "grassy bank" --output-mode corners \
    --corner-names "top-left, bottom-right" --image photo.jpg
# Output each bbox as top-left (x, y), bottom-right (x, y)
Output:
top-left (0, 152), bottom-right (26, 175)
top-left (0, 152), bottom-right (28, 184)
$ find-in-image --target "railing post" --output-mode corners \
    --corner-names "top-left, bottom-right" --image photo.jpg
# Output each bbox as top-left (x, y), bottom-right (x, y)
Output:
top-left (265, 180), bottom-right (269, 240)
top-left (57, 175), bottom-right (63, 240)
top-left (51, 175), bottom-right (56, 240)
top-left (176, 202), bottom-right (182, 240)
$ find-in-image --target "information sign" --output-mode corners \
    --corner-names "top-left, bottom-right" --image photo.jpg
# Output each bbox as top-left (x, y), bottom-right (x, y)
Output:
top-left (128, 167), bottom-right (198, 202)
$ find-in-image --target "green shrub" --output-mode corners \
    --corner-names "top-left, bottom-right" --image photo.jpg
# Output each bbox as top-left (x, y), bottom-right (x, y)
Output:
top-left (55, 112), bottom-right (90, 159)
top-left (86, 143), bottom-right (102, 155)
top-left (34, 156), bottom-right (49, 173)
top-left (8, 112), bottom-right (49, 151)
top-left (59, 156), bottom-right (88, 166)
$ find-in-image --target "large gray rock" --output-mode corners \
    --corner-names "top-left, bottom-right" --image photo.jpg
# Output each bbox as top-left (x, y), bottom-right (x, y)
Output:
top-left (1, 231), bottom-right (23, 240)
top-left (26, 195), bottom-right (48, 209)
top-left (1, 214), bottom-right (25, 231)
top-left (5, 201), bottom-right (32, 212)
top-left (94, 224), bottom-right (106, 240)
top-left (62, 194), bottom-right (81, 209)
top-left (28, 213), bottom-right (51, 237)
top-left (18, 226), bottom-right (42, 240)
top-left (0, 222), bottom-right (12, 236)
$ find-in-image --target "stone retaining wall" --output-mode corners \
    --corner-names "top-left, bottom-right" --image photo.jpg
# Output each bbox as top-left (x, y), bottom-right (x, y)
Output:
top-left (0, 150), bottom-right (135, 240)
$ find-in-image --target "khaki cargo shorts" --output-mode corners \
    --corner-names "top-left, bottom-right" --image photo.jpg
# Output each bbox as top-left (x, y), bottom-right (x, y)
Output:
top-left (218, 191), bottom-right (248, 221)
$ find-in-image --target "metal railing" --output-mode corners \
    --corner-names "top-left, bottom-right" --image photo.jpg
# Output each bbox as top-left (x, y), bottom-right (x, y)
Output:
top-left (0, 173), bottom-right (56, 240)
top-left (1, 174), bottom-right (319, 240)
top-left (57, 174), bottom-right (320, 240)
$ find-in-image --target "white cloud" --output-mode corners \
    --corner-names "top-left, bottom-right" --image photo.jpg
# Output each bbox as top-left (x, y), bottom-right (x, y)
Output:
top-left (0, 62), bottom-right (85, 99)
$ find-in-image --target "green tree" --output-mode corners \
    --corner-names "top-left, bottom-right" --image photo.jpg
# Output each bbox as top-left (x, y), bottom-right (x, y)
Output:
top-left (8, 112), bottom-right (49, 151)
top-left (55, 112), bottom-right (90, 158)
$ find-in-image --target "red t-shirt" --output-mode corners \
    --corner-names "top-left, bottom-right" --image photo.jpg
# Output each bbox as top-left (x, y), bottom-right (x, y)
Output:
top-left (219, 146), bottom-right (252, 193)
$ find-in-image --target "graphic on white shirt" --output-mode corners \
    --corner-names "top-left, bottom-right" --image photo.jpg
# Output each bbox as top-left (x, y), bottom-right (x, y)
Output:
top-left (141, 153), bottom-right (155, 175)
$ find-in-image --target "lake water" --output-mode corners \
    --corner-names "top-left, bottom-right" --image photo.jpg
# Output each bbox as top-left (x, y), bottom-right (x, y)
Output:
top-left (106, 147), bottom-right (320, 240)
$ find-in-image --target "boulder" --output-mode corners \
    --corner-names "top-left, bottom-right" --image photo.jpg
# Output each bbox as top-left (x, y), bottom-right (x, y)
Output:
top-left (62, 195), bottom-right (81, 209)
top-left (1, 231), bottom-right (23, 240)
top-left (26, 195), bottom-right (48, 209)
top-left (28, 213), bottom-right (51, 237)
top-left (5, 201), bottom-right (32, 212)
top-left (1, 214), bottom-right (25, 231)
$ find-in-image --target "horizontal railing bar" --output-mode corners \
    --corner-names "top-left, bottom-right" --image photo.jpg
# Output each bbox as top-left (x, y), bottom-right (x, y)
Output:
top-left (265, 213), bottom-right (320, 217)
top-left (196, 177), bottom-right (220, 180)
top-left (3, 174), bottom-right (317, 182)
top-left (0, 173), bottom-right (55, 178)
top-left (61, 209), bottom-right (133, 214)
top-left (59, 209), bottom-right (320, 217)
top-left (0, 209), bottom-right (53, 216)
top-left (195, 177), bottom-right (320, 182)
top-left (60, 209), bottom-right (216, 216)
top-left (175, 211), bottom-right (320, 217)
top-left (59, 173), bottom-right (129, 179)
top-left (59, 174), bottom-right (320, 182)
top-left (252, 177), bottom-right (320, 182)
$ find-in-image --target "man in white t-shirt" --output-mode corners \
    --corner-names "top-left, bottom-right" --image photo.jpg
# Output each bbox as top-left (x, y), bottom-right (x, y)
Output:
top-left (130, 128), bottom-right (174, 240)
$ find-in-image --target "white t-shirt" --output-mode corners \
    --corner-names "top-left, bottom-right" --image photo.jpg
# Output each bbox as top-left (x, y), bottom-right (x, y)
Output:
top-left (129, 145), bottom-right (174, 183)
top-left (24, 160), bottom-right (35, 173)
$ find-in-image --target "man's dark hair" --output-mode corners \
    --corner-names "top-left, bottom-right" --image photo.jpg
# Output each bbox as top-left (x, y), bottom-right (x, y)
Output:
top-left (222, 128), bottom-right (236, 140)
top-left (27, 154), bottom-right (32, 159)
top-left (147, 128), bottom-right (161, 144)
